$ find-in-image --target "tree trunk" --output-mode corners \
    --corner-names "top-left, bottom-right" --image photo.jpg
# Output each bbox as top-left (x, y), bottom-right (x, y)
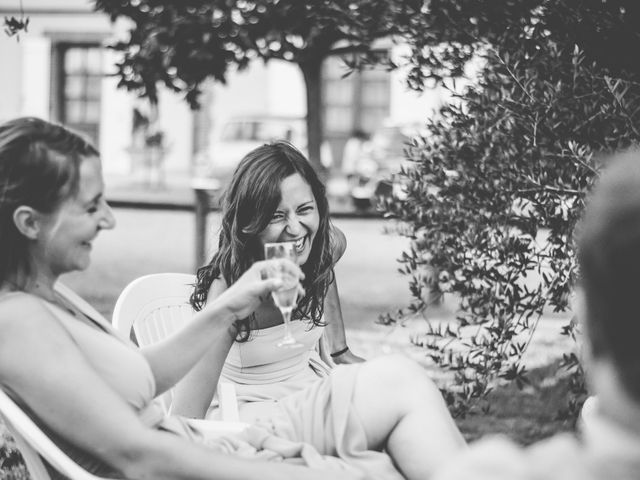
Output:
top-left (299, 58), bottom-right (326, 179)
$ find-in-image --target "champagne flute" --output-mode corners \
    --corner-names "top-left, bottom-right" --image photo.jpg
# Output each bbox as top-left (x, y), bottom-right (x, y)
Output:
top-left (264, 241), bottom-right (303, 348)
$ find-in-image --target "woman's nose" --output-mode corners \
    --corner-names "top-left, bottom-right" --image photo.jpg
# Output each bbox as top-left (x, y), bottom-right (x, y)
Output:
top-left (98, 202), bottom-right (116, 230)
top-left (284, 215), bottom-right (303, 235)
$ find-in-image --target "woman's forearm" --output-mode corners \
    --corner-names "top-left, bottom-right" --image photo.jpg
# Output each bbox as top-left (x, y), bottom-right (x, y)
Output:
top-left (323, 278), bottom-right (349, 353)
top-left (323, 278), bottom-right (365, 364)
top-left (110, 421), bottom-right (359, 480)
top-left (170, 336), bottom-right (231, 418)
top-left (141, 304), bottom-right (236, 394)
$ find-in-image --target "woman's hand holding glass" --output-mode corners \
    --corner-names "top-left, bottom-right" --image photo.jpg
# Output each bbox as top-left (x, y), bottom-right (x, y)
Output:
top-left (213, 258), bottom-right (304, 324)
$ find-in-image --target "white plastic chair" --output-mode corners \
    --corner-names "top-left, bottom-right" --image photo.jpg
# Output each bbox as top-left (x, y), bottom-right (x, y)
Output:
top-left (0, 387), bottom-right (247, 480)
top-left (112, 273), bottom-right (240, 422)
top-left (0, 388), bottom-right (114, 480)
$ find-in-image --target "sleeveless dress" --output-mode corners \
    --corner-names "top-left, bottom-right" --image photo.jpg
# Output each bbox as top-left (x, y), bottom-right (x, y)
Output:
top-left (217, 320), bottom-right (330, 406)
top-left (211, 320), bottom-right (404, 479)
top-left (2, 288), bottom-right (403, 480)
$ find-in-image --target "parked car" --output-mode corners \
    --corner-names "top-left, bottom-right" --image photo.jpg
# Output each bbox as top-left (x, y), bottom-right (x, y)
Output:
top-left (194, 115), bottom-right (306, 186)
top-left (194, 115), bottom-right (332, 191)
top-left (348, 121), bottom-right (423, 210)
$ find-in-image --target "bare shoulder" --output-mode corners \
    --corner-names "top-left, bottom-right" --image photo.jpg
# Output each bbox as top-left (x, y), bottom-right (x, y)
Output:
top-left (0, 292), bottom-right (53, 332)
top-left (330, 225), bottom-right (347, 263)
top-left (0, 293), bottom-right (72, 374)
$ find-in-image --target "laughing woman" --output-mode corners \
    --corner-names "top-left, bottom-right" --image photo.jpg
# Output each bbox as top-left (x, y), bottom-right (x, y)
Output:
top-left (172, 141), bottom-right (466, 479)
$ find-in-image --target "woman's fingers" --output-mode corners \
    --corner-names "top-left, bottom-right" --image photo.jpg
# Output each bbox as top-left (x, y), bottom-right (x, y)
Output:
top-left (254, 259), bottom-right (304, 283)
top-left (242, 426), bottom-right (304, 458)
top-left (219, 259), bottom-right (305, 319)
top-left (262, 435), bottom-right (304, 458)
top-left (253, 259), bottom-right (305, 301)
top-left (253, 449), bottom-right (284, 461)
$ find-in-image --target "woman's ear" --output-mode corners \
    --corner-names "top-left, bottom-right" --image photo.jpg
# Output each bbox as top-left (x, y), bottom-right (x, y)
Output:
top-left (13, 205), bottom-right (42, 240)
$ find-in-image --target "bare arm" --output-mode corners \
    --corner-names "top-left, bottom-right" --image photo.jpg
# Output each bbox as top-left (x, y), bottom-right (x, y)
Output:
top-left (0, 297), bottom-right (360, 480)
top-left (170, 277), bottom-right (232, 418)
top-left (140, 302), bottom-right (234, 396)
top-left (323, 226), bottom-right (365, 364)
top-left (141, 260), bottom-right (298, 394)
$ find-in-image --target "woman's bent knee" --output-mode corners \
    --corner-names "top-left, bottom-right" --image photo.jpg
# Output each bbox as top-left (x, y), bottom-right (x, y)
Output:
top-left (358, 354), bottom-right (443, 408)
top-left (351, 354), bottom-right (449, 449)
top-left (364, 354), bottom-right (436, 388)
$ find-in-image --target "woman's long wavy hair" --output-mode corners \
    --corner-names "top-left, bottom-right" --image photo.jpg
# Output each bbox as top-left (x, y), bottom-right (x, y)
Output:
top-left (0, 117), bottom-right (98, 287)
top-left (191, 141), bottom-right (334, 341)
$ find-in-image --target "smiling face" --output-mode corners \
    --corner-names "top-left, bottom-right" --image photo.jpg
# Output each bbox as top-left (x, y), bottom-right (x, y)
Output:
top-left (258, 173), bottom-right (320, 266)
top-left (35, 155), bottom-right (116, 277)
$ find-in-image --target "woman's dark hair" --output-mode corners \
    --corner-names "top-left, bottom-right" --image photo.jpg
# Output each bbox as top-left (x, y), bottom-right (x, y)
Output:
top-left (191, 141), bottom-right (334, 340)
top-left (0, 117), bottom-right (98, 286)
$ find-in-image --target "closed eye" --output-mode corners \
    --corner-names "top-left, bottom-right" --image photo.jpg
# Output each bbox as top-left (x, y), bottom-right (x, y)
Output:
top-left (86, 194), bottom-right (105, 214)
top-left (297, 204), bottom-right (314, 214)
top-left (270, 212), bottom-right (285, 222)
top-left (87, 201), bottom-right (100, 214)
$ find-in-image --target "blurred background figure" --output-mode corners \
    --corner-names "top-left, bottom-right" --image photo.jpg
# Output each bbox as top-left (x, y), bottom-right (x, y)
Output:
top-left (346, 121), bottom-right (419, 211)
top-left (341, 129), bottom-right (371, 179)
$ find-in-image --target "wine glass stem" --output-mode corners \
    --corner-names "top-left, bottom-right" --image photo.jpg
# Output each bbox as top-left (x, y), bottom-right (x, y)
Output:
top-left (281, 307), bottom-right (293, 338)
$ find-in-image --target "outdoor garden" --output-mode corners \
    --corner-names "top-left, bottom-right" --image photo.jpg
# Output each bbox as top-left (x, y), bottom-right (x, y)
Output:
top-left (3, 0), bottom-right (640, 479)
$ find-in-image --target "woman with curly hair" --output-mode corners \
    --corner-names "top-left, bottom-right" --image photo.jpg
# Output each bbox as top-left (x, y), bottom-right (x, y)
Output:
top-left (172, 141), bottom-right (466, 479)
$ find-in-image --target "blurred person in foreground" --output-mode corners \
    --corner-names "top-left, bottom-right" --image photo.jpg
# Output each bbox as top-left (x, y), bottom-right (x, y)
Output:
top-left (0, 117), bottom-right (465, 480)
top-left (433, 150), bottom-right (640, 480)
top-left (173, 140), bottom-right (467, 479)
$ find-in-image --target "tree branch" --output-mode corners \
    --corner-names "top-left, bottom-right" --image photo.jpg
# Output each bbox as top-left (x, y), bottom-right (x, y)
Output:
top-left (511, 186), bottom-right (582, 195)
top-left (328, 43), bottom-right (372, 56)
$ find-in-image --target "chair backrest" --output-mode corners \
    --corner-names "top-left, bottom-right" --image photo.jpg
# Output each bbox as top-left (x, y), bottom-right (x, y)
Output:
top-left (112, 273), bottom-right (195, 413)
top-left (113, 273), bottom-right (196, 348)
top-left (0, 388), bottom-right (110, 480)
top-left (112, 273), bottom-right (239, 422)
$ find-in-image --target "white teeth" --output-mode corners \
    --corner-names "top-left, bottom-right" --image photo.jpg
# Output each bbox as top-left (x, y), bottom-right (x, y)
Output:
top-left (294, 237), bottom-right (304, 251)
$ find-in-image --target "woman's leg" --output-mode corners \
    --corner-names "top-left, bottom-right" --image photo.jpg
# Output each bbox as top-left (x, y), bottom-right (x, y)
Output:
top-left (351, 354), bottom-right (466, 480)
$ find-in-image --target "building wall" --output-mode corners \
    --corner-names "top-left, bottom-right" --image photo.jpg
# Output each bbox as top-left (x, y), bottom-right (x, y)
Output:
top-left (202, 50), bottom-right (445, 165)
top-left (266, 61), bottom-right (306, 117)
top-left (0, 35), bottom-right (24, 121)
top-left (208, 52), bottom-right (442, 130)
top-left (205, 59), bottom-right (305, 148)
top-left (0, 0), bottom-right (194, 176)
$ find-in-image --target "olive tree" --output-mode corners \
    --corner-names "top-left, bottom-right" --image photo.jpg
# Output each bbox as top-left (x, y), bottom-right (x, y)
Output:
top-left (381, 0), bottom-right (640, 419)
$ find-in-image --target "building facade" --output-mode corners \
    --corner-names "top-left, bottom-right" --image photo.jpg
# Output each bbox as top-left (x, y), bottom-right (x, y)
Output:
top-left (0, 0), bottom-right (448, 178)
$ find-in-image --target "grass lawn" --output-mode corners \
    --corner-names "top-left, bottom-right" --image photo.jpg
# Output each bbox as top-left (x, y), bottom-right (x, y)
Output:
top-left (456, 362), bottom-right (573, 444)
